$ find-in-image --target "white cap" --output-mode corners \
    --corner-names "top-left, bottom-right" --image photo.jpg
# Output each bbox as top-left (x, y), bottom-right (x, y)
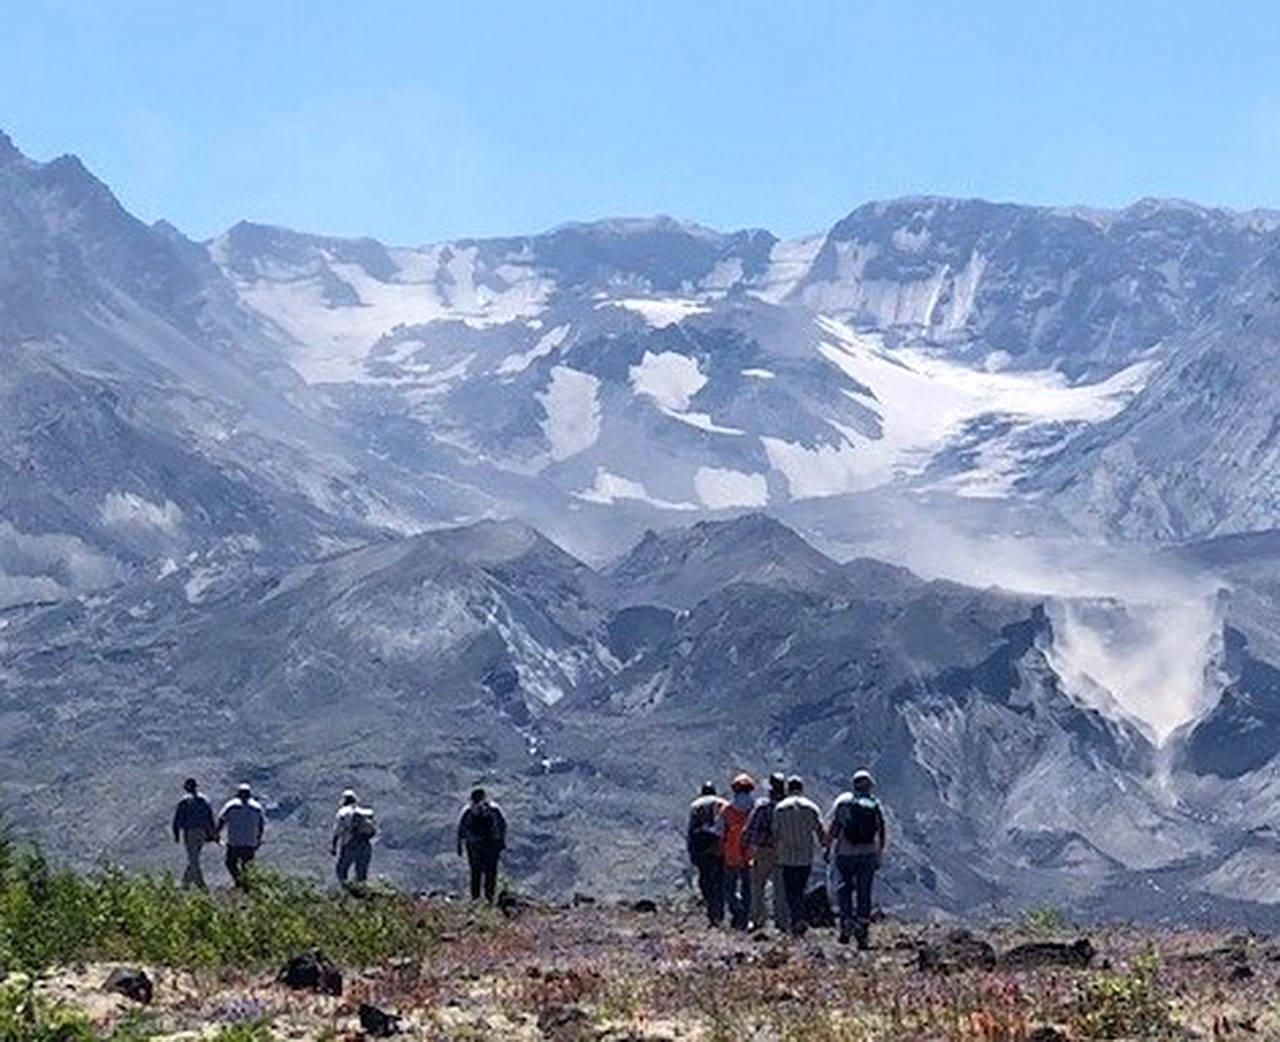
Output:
top-left (852, 770), bottom-right (874, 788)
top-left (342, 789), bottom-right (358, 803)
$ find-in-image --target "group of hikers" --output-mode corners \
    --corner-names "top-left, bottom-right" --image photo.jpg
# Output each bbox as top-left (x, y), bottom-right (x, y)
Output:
top-left (171, 768), bottom-right (886, 944)
top-left (687, 769), bottom-right (886, 949)
top-left (172, 779), bottom-right (508, 899)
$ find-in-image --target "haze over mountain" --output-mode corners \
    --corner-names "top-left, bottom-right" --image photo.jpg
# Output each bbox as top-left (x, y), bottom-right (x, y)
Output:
top-left (6, 130), bottom-right (1280, 918)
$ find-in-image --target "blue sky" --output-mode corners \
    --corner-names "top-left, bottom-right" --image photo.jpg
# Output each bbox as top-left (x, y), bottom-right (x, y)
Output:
top-left (5, 1), bottom-right (1278, 243)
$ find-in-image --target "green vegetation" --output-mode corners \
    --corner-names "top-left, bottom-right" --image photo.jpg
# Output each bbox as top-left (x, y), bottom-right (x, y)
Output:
top-left (1019, 902), bottom-right (1067, 935)
top-left (0, 978), bottom-right (96, 1042)
top-left (1070, 954), bottom-right (1176, 1039)
top-left (0, 846), bottom-right (438, 972)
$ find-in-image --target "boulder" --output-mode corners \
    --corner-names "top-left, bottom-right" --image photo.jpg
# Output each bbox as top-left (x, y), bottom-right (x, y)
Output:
top-left (802, 884), bottom-right (834, 928)
top-left (632, 898), bottom-right (658, 914)
top-left (103, 967), bottom-right (153, 1005)
top-left (1000, 938), bottom-right (1095, 969)
top-left (278, 950), bottom-right (343, 995)
top-left (916, 929), bottom-right (997, 972)
top-left (359, 1002), bottom-right (402, 1036)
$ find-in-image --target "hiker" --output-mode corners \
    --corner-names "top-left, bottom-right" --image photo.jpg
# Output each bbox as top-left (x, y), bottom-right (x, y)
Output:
top-left (331, 789), bottom-right (377, 885)
top-left (457, 787), bottom-right (507, 903)
top-left (828, 769), bottom-right (887, 948)
top-left (772, 775), bottom-right (827, 937)
top-left (686, 781), bottom-right (727, 926)
top-left (217, 783), bottom-right (265, 888)
top-left (720, 773), bottom-right (756, 930)
top-left (744, 772), bottom-right (789, 932)
top-left (171, 777), bottom-right (216, 889)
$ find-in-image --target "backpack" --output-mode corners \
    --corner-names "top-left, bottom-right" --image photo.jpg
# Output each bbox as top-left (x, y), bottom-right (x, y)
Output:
top-left (469, 803), bottom-right (498, 843)
top-left (836, 796), bottom-right (881, 846)
top-left (352, 809), bottom-right (377, 841)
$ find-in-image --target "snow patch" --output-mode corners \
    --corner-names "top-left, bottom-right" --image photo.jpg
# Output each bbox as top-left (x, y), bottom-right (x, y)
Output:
top-left (101, 492), bottom-right (184, 534)
top-left (693, 467), bottom-right (769, 509)
top-left (497, 323), bottom-right (570, 375)
top-left (662, 409), bottom-right (744, 435)
top-left (629, 351), bottom-right (707, 411)
top-left (538, 366), bottom-right (601, 460)
top-left (607, 298), bottom-right (710, 327)
top-left (741, 368), bottom-right (775, 379)
top-left (576, 469), bottom-right (697, 511)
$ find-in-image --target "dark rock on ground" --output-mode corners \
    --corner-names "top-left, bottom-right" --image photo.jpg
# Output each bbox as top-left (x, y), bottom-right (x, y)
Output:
top-left (803, 884), bottom-right (834, 928)
top-left (537, 1001), bottom-right (591, 1040)
top-left (1000, 938), bottom-right (1095, 968)
top-left (278, 950), bottom-right (343, 995)
top-left (916, 929), bottom-right (997, 972)
top-left (632, 898), bottom-right (658, 913)
top-left (103, 967), bottom-right (152, 1004)
top-left (358, 1001), bottom-right (402, 1036)
top-left (1027, 1028), bottom-right (1069, 1042)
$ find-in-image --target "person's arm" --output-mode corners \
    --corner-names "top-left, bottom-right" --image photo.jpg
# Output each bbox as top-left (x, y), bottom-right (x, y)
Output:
top-left (331, 813), bottom-right (342, 856)
top-left (495, 805), bottom-right (507, 850)
top-left (215, 803), bottom-right (227, 838)
top-left (813, 804), bottom-right (829, 847)
top-left (876, 807), bottom-right (887, 860)
top-left (256, 807), bottom-right (265, 845)
top-left (173, 802), bottom-right (183, 843)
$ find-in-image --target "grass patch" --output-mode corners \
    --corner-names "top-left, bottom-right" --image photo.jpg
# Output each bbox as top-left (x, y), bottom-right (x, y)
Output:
top-left (0, 848), bottom-right (439, 972)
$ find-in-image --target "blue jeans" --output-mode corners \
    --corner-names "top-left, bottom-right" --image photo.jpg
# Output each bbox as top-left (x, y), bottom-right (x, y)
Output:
top-left (835, 853), bottom-right (878, 936)
top-left (725, 865), bottom-right (751, 930)
top-left (337, 838), bottom-right (372, 883)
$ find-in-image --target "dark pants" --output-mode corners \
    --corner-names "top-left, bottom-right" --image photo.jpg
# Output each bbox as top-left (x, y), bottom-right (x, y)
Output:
top-left (467, 842), bottom-right (501, 902)
top-left (725, 864), bottom-right (751, 930)
top-left (835, 853), bottom-right (878, 942)
top-left (336, 838), bottom-right (372, 883)
top-left (226, 845), bottom-right (256, 887)
top-left (781, 864), bottom-right (812, 936)
top-left (692, 852), bottom-right (725, 925)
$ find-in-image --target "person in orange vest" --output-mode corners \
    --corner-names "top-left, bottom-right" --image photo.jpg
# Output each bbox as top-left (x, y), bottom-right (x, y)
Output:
top-left (720, 772), bottom-right (757, 930)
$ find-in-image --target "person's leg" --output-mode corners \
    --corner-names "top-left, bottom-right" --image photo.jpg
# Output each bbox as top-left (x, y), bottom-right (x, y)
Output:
top-left (336, 843), bottom-right (352, 883)
top-left (467, 848), bottom-right (482, 900)
top-left (483, 849), bottom-right (499, 903)
top-left (783, 865), bottom-right (811, 935)
top-left (835, 855), bottom-right (855, 941)
top-left (708, 856), bottom-right (725, 926)
top-left (855, 855), bottom-right (877, 947)
top-left (226, 846), bottom-right (249, 887)
top-left (354, 840), bottom-right (372, 883)
top-left (737, 866), bottom-right (752, 930)
top-left (771, 860), bottom-right (791, 932)
top-left (724, 866), bottom-right (742, 929)
top-left (183, 832), bottom-right (206, 889)
top-left (749, 850), bottom-right (771, 929)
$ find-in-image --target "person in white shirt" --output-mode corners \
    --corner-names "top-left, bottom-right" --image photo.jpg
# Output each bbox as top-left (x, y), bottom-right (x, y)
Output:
top-left (217, 783), bottom-right (265, 888)
top-left (331, 789), bottom-right (377, 884)
top-left (771, 775), bottom-right (828, 936)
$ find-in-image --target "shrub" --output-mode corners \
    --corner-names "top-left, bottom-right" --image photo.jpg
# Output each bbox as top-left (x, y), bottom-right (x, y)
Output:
top-left (1018, 903), bottom-right (1066, 934)
top-left (0, 978), bottom-right (95, 1042)
top-left (0, 849), bottom-right (439, 971)
top-left (1069, 955), bottom-right (1176, 1039)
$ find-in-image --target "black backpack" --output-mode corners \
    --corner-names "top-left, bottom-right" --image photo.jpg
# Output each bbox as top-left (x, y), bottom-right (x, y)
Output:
top-left (837, 796), bottom-right (881, 845)
top-left (470, 803), bottom-right (498, 843)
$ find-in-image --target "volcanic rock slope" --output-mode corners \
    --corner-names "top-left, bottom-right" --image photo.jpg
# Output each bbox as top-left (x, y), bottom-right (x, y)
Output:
top-left (2, 512), bottom-right (1280, 922)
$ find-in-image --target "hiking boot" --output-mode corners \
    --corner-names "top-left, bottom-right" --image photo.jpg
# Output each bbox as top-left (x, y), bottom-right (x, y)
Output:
top-left (855, 928), bottom-right (869, 951)
top-left (838, 928), bottom-right (851, 945)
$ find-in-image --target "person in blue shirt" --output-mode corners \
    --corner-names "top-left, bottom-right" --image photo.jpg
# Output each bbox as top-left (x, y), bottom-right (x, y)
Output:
top-left (172, 777), bottom-right (216, 889)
